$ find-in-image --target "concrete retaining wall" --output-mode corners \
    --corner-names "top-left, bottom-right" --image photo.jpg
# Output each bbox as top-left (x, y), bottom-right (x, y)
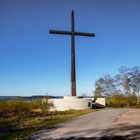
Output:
top-left (50, 96), bottom-right (91, 111)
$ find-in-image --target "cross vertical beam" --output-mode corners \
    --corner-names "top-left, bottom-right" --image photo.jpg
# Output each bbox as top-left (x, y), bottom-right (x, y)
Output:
top-left (71, 11), bottom-right (76, 96)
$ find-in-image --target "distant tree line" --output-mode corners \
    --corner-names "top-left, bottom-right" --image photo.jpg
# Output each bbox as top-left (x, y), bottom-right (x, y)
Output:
top-left (0, 95), bottom-right (63, 101)
top-left (94, 66), bottom-right (140, 98)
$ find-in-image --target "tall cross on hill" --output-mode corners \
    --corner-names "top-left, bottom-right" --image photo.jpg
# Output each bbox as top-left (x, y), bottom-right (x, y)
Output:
top-left (49, 11), bottom-right (95, 96)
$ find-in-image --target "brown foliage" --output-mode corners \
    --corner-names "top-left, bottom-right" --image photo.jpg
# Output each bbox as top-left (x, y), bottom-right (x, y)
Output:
top-left (106, 94), bottom-right (137, 108)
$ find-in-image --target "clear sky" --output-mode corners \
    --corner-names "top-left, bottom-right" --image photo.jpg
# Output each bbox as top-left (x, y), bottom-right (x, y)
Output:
top-left (0, 0), bottom-right (140, 96)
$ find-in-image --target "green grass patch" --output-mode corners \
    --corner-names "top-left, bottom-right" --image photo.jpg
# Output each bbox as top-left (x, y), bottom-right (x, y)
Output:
top-left (1, 109), bottom-right (95, 140)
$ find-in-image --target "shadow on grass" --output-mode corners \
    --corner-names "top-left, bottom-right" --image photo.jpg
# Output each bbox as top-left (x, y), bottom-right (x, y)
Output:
top-left (0, 128), bottom-right (29, 140)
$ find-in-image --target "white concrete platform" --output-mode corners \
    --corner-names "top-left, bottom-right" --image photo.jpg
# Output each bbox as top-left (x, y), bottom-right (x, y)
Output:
top-left (50, 96), bottom-right (91, 111)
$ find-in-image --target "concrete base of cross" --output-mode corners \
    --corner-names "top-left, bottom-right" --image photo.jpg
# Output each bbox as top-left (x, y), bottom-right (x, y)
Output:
top-left (49, 96), bottom-right (105, 111)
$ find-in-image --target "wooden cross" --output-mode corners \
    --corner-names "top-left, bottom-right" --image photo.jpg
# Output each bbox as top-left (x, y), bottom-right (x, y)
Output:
top-left (49, 11), bottom-right (95, 96)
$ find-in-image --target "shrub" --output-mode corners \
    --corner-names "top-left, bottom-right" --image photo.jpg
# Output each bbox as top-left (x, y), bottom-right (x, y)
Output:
top-left (106, 94), bottom-right (137, 108)
top-left (0, 97), bottom-right (54, 118)
top-left (0, 100), bottom-right (35, 118)
top-left (39, 96), bottom-right (54, 116)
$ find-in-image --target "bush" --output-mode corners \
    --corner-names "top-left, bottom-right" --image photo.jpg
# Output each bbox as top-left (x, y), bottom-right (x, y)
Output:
top-left (39, 96), bottom-right (54, 116)
top-left (0, 100), bottom-right (32, 120)
top-left (106, 94), bottom-right (137, 108)
top-left (0, 97), bottom-right (54, 119)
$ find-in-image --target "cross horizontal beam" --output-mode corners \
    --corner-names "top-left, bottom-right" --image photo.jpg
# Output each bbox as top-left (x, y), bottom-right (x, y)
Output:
top-left (49, 30), bottom-right (95, 37)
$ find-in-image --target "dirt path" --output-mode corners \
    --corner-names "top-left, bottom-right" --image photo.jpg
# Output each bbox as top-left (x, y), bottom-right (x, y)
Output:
top-left (103, 109), bottom-right (140, 140)
top-left (24, 109), bottom-right (137, 140)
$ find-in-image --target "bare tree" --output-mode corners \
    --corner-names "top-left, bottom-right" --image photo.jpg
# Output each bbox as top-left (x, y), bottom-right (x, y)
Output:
top-left (117, 66), bottom-right (131, 95)
top-left (129, 66), bottom-right (140, 103)
top-left (95, 75), bottom-right (116, 97)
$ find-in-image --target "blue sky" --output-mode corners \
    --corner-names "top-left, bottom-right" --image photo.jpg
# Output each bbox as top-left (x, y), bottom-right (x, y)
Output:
top-left (0, 0), bottom-right (140, 96)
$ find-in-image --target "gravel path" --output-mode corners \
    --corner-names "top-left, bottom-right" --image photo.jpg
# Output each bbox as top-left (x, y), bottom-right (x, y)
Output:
top-left (24, 108), bottom-right (136, 140)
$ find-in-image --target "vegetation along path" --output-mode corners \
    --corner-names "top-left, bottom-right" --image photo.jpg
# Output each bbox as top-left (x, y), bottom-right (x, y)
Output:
top-left (23, 108), bottom-right (140, 140)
